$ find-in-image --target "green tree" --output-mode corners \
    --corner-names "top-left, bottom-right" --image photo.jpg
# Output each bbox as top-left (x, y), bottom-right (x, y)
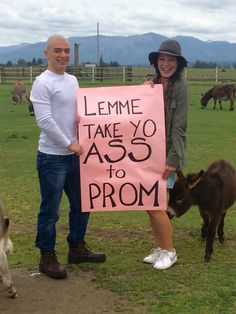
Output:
top-left (192, 60), bottom-right (217, 68)
top-left (17, 58), bottom-right (27, 66)
top-left (31, 57), bottom-right (37, 65)
top-left (110, 61), bottom-right (120, 67)
top-left (36, 58), bottom-right (44, 66)
top-left (99, 54), bottom-right (105, 66)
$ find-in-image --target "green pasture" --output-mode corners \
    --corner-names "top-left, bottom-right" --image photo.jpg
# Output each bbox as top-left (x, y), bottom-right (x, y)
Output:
top-left (0, 81), bottom-right (236, 313)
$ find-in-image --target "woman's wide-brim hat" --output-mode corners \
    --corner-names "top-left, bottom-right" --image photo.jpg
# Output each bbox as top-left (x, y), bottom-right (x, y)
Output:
top-left (149, 39), bottom-right (188, 67)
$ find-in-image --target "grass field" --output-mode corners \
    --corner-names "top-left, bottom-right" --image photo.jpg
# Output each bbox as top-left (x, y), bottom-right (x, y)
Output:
top-left (0, 81), bottom-right (236, 313)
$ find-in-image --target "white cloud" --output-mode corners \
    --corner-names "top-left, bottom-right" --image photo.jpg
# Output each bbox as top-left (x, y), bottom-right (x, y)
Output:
top-left (0, 0), bottom-right (236, 46)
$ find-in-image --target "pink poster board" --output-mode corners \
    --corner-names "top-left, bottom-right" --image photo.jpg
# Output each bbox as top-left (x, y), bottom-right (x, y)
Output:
top-left (77, 84), bottom-right (166, 212)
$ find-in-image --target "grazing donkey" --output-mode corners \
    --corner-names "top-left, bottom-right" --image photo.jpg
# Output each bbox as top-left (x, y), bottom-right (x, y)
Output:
top-left (168, 160), bottom-right (236, 262)
top-left (12, 80), bottom-right (26, 104)
top-left (0, 203), bottom-right (17, 297)
top-left (200, 84), bottom-right (235, 111)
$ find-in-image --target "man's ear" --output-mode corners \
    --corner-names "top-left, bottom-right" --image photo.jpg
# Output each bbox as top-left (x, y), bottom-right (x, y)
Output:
top-left (44, 49), bottom-right (48, 58)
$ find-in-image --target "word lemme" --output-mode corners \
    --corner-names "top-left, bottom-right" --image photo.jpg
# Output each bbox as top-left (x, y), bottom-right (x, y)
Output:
top-left (84, 96), bottom-right (143, 116)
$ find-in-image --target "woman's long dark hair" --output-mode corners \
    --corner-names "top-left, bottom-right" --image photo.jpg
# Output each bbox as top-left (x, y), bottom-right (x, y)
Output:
top-left (153, 57), bottom-right (186, 122)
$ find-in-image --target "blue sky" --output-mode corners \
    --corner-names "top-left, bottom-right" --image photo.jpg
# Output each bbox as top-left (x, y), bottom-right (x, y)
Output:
top-left (1, 0), bottom-right (236, 46)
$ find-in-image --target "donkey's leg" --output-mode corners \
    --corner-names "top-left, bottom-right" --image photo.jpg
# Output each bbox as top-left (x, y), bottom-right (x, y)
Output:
top-left (0, 251), bottom-right (17, 298)
top-left (213, 99), bottom-right (217, 110)
top-left (204, 218), bottom-right (218, 262)
top-left (229, 99), bottom-right (234, 111)
top-left (200, 212), bottom-right (208, 240)
top-left (219, 100), bottom-right (223, 110)
top-left (217, 213), bottom-right (225, 243)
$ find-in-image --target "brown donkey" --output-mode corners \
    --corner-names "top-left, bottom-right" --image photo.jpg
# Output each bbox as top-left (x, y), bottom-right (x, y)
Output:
top-left (168, 160), bottom-right (236, 262)
top-left (200, 84), bottom-right (235, 111)
top-left (0, 203), bottom-right (17, 297)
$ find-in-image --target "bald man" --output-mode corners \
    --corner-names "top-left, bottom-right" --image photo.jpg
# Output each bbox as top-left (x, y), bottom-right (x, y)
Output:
top-left (30, 34), bottom-right (106, 279)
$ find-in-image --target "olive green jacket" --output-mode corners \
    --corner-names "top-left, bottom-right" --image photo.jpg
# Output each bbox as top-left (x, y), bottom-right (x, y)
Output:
top-left (165, 79), bottom-right (189, 170)
top-left (143, 75), bottom-right (189, 169)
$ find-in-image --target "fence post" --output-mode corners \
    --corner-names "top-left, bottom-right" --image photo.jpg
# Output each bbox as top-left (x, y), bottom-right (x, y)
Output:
top-left (125, 66), bottom-right (132, 82)
top-left (92, 66), bottom-right (95, 83)
top-left (30, 66), bottom-right (33, 83)
top-left (215, 66), bottom-right (218, 83)
top-left (184, 68), bottom-right (187, 81)
top-left (123, 66), bottom-right (126, 84)
top-left (0, 67), bottom-right (5, 84)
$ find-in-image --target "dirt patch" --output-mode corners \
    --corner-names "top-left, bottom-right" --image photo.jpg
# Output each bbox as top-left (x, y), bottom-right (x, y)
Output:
top-left (0, 268), bottom-right (143, 314)
top-left (10, 223), bottom-right (149, 241)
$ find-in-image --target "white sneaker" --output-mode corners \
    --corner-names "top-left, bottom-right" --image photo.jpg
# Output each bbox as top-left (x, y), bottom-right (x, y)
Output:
top-left (143, 248), bottom-right (163, 264)
top-left (153, 249), bottom-right (177, 270)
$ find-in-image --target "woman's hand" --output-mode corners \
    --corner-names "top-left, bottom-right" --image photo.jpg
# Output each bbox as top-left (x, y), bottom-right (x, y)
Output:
top-left (162, 164), bottom-right (177, 180)
top-left (143, 80), bottom-right (154, 87)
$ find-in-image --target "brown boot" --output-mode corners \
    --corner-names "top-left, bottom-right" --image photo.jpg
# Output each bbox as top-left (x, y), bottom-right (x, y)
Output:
top-left (39, 251), bottom-right (67, 279)
top-left (68, 241), bottom-right (106, 264)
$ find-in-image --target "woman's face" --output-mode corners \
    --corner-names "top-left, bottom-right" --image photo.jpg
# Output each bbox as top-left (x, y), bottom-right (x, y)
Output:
top-left (157, 53), bottom-right (178, 79)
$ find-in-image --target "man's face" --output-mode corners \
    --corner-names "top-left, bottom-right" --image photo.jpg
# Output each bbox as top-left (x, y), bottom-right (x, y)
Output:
top-left (44, 38), bottom-right (70, 74)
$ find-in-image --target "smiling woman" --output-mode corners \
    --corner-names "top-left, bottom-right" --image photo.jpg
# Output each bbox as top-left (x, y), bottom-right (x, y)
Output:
top-left (143, 39), bottom-right (189, 270)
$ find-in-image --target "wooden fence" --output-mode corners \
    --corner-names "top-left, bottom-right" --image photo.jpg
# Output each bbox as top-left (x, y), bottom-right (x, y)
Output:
top-left (0, 66), bottom-right (137, 85)
top-left (0, 66), bottom-right (236, 85)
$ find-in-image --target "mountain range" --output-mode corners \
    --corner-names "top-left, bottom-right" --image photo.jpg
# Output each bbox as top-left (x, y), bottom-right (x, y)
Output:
top-left (0, 32), bottom-right (236, 66)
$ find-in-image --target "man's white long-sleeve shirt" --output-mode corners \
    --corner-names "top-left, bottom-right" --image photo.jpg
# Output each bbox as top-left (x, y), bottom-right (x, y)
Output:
top-left (30, 70), bottom-right (79, 155)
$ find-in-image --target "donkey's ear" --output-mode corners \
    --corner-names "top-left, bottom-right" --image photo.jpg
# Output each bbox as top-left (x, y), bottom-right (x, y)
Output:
top-left (176, 170), bottom-right (185, 180)
top-left (187, 170), bottom-right (204, 189)
top-left (198, 170), bottom-right (205, 177)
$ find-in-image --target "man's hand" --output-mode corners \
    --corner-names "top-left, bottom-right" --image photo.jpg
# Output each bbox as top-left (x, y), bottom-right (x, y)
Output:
top-left (68, 143), bottom-right (83, 155)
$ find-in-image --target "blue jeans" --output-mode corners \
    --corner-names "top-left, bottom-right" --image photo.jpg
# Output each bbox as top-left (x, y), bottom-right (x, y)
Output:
top-left (167, 172), bottom-right (177, 189)
top-left (36, 151), bottom-right (90, 251)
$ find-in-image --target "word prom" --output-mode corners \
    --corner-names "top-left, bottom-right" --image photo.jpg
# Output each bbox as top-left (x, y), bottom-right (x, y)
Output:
top-left (77, 84), bottom-right (166, 212)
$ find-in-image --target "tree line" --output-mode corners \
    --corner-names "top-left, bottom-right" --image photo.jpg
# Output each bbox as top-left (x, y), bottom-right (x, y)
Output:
top-left (0, 57), bottom-right (44, 67)
top-left (0, 55), bottom-right (121, 67)
top-left (191, 60), bottom-right (236, 68)
top-left (1, 57), bottom-right (236, 68)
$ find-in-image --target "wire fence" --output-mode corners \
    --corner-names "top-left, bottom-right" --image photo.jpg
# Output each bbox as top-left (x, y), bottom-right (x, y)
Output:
top-left (0, 66), bottom-right (236, 85)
